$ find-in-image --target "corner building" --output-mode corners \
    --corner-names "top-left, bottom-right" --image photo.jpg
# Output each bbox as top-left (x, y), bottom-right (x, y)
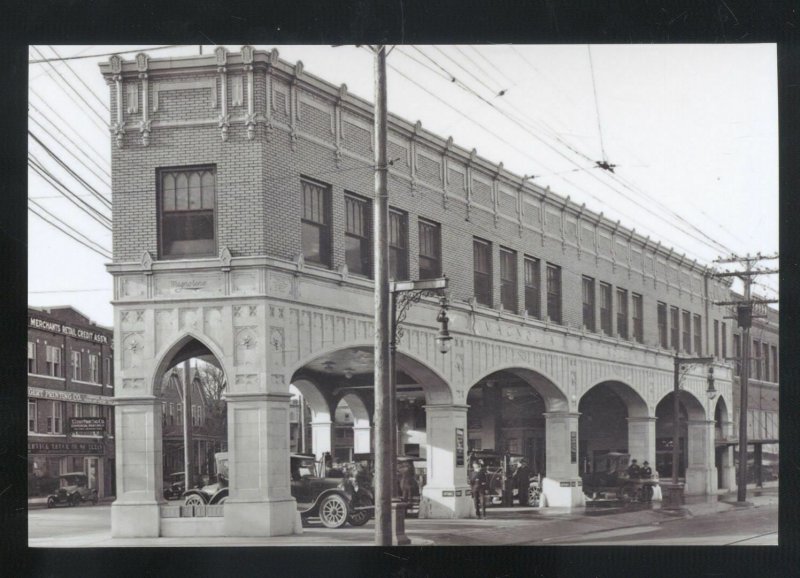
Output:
top-left (102, 47), bottom-right (738, 538)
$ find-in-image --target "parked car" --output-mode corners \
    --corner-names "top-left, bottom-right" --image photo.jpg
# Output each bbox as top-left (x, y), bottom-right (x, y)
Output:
top-left (162, 472), bottom-right (186, 500)
top-left (182, 453), bottom-right (229, 506)
top-left (291, 454), bottom-right (372, 528)
top-left (46, 472), bottom-right (98, 508)
top-left (468, 450), bottom-right (540, 506)
top-left (581, 452), bottom-right (658, 502)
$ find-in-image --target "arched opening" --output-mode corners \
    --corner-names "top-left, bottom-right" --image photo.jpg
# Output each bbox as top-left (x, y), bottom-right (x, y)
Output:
top-left (654, 391), bottom-right (704, 480)
top-left (578, 381), bottom-right (649, 476)
top-left (714, 396), bottom-right (732, 490)
top-left (156, 336), bottom-right (228, 503)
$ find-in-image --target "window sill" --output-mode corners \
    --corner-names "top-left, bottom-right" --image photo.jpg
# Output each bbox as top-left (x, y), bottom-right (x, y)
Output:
top-left (71, 379), bottom-right (103, 387)
top-left (28, 373), bottom-right (65, 382)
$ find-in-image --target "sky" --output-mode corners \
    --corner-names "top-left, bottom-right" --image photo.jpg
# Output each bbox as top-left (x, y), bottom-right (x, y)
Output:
top-left (27, 44), bottom-right (779, 327)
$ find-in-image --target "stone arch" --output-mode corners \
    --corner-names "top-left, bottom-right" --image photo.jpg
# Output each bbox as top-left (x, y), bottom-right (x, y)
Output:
top-left (290, 377), bottom-right (332, 422)
top-left (714, 395), bottom-right (730, 424)
top-left (579, 379), bottom-right (650, 419)
top-left (336, 392), bottom-right (371, 427)
top-left (469, 366), bottom-right (568, 411)
top-left (150, 331), bottom-right (229, 397)
top-left (655, 388), bottom-right (706, 421)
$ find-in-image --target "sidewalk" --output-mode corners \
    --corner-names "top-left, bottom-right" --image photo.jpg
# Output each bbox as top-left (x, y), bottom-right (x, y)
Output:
top-left (29, 486), bottom-right (777, 547)
top-left (28, 496), bottom-right (115, 509)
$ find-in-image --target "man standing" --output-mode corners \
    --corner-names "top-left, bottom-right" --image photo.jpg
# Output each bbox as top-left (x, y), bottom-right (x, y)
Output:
top-left (469, 460), bottom-right (488, 519)
top-left (513, 458), bottom-right (533, 506)
top-left (627, 458), bottom-right (641, 479)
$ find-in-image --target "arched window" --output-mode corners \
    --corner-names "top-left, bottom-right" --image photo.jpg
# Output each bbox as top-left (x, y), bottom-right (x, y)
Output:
top-left (159, 166), bottom-right (216, 258)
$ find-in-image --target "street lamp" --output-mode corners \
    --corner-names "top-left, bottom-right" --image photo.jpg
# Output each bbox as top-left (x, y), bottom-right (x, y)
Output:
top-left (388, 276), bottom-right (450, 544)
top-left (662, 355), bottom-right (714, 511)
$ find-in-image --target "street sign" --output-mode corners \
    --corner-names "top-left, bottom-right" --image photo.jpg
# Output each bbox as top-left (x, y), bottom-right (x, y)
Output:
top-left (69, 417), bottom-right (107, 434)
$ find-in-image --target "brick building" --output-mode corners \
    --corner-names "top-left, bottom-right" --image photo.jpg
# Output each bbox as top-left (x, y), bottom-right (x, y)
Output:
top-left (102, 47), bottom-right (748, 538)
top-left (27, 306), bottom-right (115, 501)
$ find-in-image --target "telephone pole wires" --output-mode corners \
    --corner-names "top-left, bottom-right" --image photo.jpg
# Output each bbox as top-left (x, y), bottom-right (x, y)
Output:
top-left (712, 253), bottom-right (778, 504)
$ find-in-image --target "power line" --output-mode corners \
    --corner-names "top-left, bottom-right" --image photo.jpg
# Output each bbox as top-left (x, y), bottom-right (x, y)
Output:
top-left (28, 156), bottom-right (112, 230)
top-left (28, 92), bottom-right (111, 170)
top-left (46, 45), bottom-right (110, 113)
top-left (400, 47), bottom-right (730, 261)
top-left (587, 45), bottom-right (608, 163)
top-left (28, 108), bottom-right (112, 184)
top-left (28, 199), bottom-right (112, 259)
top-left (30, 46), bottom-right (108, 132)
top-left (28, 44), bottom-right (182, 64)
top-left (29, 130), bottom-right (112, 209)
top-left (467, 45), bottom-right (516, 87)
top-left (29, 288), bottom-right (111, 294)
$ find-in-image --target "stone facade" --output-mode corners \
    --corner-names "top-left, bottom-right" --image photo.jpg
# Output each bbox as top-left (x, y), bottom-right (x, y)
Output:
top-left (101, 47), bottom-right (744, 538)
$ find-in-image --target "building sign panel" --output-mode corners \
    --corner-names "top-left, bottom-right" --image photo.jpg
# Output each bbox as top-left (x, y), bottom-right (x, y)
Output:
top-left (28, 315), bottom-right (109, 344)
top-left (69, 417), bottom-right (107, 434)
top-left (28, 441), bottom-right (104, 455)
top-left (27, 386), bottom-right (115, 406)
top-left (570, 431), bottom-right (577, 464)
top-left (455, 427), bottom-right (465, 466)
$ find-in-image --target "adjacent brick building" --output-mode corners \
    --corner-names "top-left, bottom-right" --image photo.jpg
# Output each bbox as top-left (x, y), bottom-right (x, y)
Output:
top-left (27, 306), bottom-right (116, 501)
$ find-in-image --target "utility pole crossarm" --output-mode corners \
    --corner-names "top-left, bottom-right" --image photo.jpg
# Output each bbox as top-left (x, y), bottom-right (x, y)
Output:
top-left (714, 299), bottom-right (779, 306)
top-left (713, 253), bottom-right (779, 264)
top-left (711, 269), bottom-right (779, 278)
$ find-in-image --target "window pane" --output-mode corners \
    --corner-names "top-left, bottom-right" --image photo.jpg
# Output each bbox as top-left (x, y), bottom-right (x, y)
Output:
top-left (600, 283), bottom-right (612, 335)
top-left (163, 173), bottom-right (175, 211)
top-left (671, 307), bottom-right (680, 350)
top-left (175, 173), bottom-right (188, 210)
top-left (188, 172), bottom-right (202, 209)
top-left (418, 220), bottom-right (441, 279)
top-left (201, 172), bottom-right (215, 209)
top-left (524, 257), bottom-right (540, 319)
top-left (160, 167), bottom-right (216, 258)
top-left (658, 303), bottom-right (667, 348)
top-left (546, 264), bottom-right (561, 323)
top-left (617, 289), bottom-right (628, 339)
top-left (473, 239), bottom-right (491, 306)
top-left (500, 249), bottom-right (516, 311)
top-left (682, 310), bottom-right (691, 352)
top-left (582, 277), bottom-right (595, 331)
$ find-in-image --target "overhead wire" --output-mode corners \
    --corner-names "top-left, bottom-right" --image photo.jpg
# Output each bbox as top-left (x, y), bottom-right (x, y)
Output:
top-left (28, 199), bottom-right (112, 259)
top-left (406, 46), bottom-right (736, 260)
top-left (30, 46), bottom-right (109, 133)
top-left (28, 107), bottom-right (111, 184)
top-left (46, 45), bottom-right (110, 113)
top-left (29, 130), bottom-right (112, 209)
top-left (587, 45), bottom-right (608, 163)
top-left (28, 45), bottom-right (182, 64)
top-left (466, 45), bottom-right (516, 87)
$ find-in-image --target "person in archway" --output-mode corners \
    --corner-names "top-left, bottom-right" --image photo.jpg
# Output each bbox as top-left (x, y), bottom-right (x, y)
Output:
top-left (627, 459), bottom-right (641, 479)
top-left (399, 460), bottom-right (417, 504)
top-left (640, 461), bottom-right (652, 479)
top-left (469, 460), bottom-right (488, 519)
top-left (513, 458), bottom-right (533, 506)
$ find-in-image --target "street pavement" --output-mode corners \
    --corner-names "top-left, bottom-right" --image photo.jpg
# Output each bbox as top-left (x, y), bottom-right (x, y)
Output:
top-left (28, 486), bottom-right (777, 547)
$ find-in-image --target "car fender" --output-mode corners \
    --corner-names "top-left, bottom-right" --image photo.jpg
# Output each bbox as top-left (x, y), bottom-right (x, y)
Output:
top-left (182, 489), bottom-right (210, 504)
top-left (209, 488), bottom-right (229, 505)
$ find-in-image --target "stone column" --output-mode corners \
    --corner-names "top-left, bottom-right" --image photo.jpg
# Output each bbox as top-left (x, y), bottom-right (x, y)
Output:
top-left (352, 424), bottom-right (372, 454)
top-left (310, 420), bottom-right (334, 461)
top-left (541, 412), bottom-right (585, 508)
top-left (685, 419), bottom-right (717, 495)
top-left (418, 404), bottom-right (472, 519)
top-left (718, 420), bottom-right (736, 491)
top-left (627, 416), bottom-right (657, 466)
top-left (111, 397), bottom-right (164, 538)
top-left (223, 392), bottom-right (301, 536)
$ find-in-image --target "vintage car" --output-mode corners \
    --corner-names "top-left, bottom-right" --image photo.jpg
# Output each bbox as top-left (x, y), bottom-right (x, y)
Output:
top-left (183, 453), bottom-right (371, 528)
top-left (181, 453), bottom-right (229, 506)
top-left (291, 454), bottom-right (373, 528)
top-left (581, 452), bottom-right (658, 502)
top-left (350, 453), bottom-right (425, 517)
top-left (468, 450), bottom-right (541, 506)
top-left (162, 472), bottom-right (186, 500)
top-left (46, 472), bottom-right (98, 508)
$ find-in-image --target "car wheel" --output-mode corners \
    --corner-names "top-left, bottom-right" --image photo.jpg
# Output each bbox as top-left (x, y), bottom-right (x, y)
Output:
top-left (318, 494), bottom-right (349, 529)
top-left (47, 497), bottom-right (56, 509)
top-left (91, 492), bottom-right (98, 504)
top-left (528, 485), bottom-right (539, 506)
top-left (348, 509), bottom-right (370, 527)
top-left (184, 494), bottom-right (206, 506)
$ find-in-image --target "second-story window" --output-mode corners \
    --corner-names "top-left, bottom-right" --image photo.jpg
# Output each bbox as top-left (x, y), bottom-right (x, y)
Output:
top-left (632, 293), bottom-right (643, 343)
top-left (28, 400), bottom-right (37, 433)
top-left (714, 320), bottom-right (720, 358)
top-left (617, 288), bottom-right (628, 339)
top-left (763, 343), bottom-right (770, 383)
top-left (499, 247), bottom-right (517, 312)
top-left (771, 345), bottom-right (778, 382)
top-left (721, 322), bottom-right (727, 360)
top-left (418, 219), bottom-right (441, 279)
top-left (600, 282), bottom-right (612, 336)
top-left (546, 263), bottom-right (562, 324)
top-left (28, 342), bottom-right (36, 374)
top-left (345, 193), bottom-right (372, 277)
top-left (104, 357), bottom-right (112, 386)
top-left (657, 302), bottom-right (668, 348)
top-left (90, 354), bottom-right (99, 383)
top-left (693, 314), bottom-right (702, 355)
top-left (71, 351), bottom-right (81, 380)
top-left (582, 276), bottom-right (596, 331)
top-left (753, 339), bottom-right (761, 379)
top-left (301, 179), bottom-right (331, 267)
top-left (733, 334), bottom-right (741, 376)
top-left (473, 238), bottom-right (492, 306)
top-left (682, 310), bottom-right (691, 353)
top-left (388, 209), bottom-right (408, 280)
top-left (159, 167), bottom-right (216, 259)
top-left (524, 256), bottom-right (541, 319)
top-left (670, 307), bottom-right (680, 351)
top-left (47, 401), bottom-right (63, 434)
top-left (46, 345), bottom-right (61, 377)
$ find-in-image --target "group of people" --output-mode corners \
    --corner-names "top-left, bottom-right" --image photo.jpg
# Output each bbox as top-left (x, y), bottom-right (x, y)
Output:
top-left (469, 457), bottom-right (535, 519)
top-left (626, 459), bottom-right (653, 479)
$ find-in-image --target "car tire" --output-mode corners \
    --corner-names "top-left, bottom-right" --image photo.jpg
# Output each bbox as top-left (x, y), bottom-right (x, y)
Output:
top-left (318, 494), bottom-right (349, 529)
top-left (528, 485), bottom-right (539, 506)
top-left (47, 497), bottom-right (56, 509)
top-left (91, 492), bottom-right (98, 505)
top-left (348, 509), bottom-right (370, 527)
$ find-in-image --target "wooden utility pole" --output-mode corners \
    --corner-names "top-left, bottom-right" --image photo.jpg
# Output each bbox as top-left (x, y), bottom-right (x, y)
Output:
top-left (712, 253), bottom-right (778, 503)
top-left (372, 44), bottom-right (392, 546)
